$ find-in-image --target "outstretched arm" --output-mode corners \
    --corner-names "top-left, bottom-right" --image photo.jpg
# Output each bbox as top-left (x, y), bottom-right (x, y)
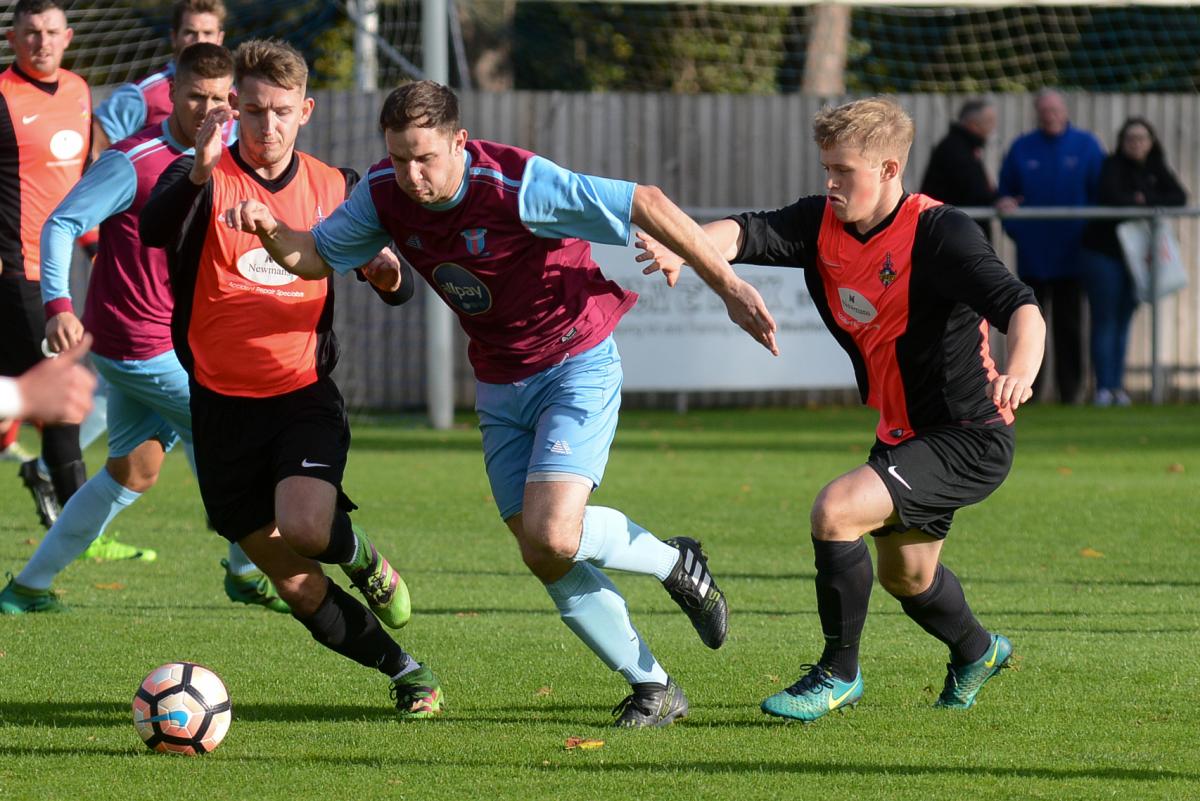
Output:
top-left (634, 218), bottom-right (743, 286)
top-left (223, 201), bottom-right (332, 279)
top-left (631, 185), bottom-right (778, 355)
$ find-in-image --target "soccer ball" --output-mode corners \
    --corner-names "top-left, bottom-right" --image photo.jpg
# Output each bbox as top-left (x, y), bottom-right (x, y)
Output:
top-left (132, 662), bottom-right (232, 755)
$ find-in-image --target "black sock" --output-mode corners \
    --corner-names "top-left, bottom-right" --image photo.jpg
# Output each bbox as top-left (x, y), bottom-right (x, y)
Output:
top-left (813, 537), bottom-right (873, 681)
top-left (48, 460), bottom-right (87, 505)
top-left (897, 564), bottom-right (992, 666)
top-left (42, 424), bottom-right (85, 503)
top-left (295, 579), bottom-right (410, 677)
top-left (313, 510), bottom-right (356, 564)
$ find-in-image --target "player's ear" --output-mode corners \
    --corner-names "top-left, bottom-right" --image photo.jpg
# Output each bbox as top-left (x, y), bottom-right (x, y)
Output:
top-left (299, 95), bottom-right (315, 125)
top-left (453, 128), bottom-right (468, 154)
top-left (881, 157), bottom-right (901, 182)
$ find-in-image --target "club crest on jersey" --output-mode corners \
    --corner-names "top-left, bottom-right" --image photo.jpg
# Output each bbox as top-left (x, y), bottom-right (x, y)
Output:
top-left (315, 204), bottom-right (327, 224)
top-left (405, 234), bottom-right (423, 250)
top-left (461, 228), bottom-right (487, 255)
top-left (879, 252), bottom-right (897, 287)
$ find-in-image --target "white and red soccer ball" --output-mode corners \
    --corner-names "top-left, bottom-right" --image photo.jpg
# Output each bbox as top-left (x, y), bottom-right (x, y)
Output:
top-left (132, 662), bottom-right (231, 755)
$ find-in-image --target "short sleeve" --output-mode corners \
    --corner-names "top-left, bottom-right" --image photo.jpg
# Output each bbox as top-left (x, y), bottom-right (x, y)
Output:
top-left (517, 155), bottom-right (635, 244)
top-left (94, 83), bottom-right (148, 144)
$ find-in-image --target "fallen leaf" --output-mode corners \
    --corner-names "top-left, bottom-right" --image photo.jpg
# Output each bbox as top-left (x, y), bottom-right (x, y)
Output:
top-left (534, 686), bottom-right (553, 697)
top-left (564, 737), bottom-right (605, 751)
top-left (23, 538), bottom-right (38, 546)
top-left (94, 582), bottom-right (126, 591)
top-left (1056, 466), bottom-right (1073, 476)
top-left (1167, 463), bottom-right (1185, 474)
top-left (455, 611), bottom-right (479, 618)
top-left (1065, 445), bottom-right (1079, 455)
top-left (0, 651), bottom-right (6, 658)
top-left (1079, 547), bottom-right (1104, 559)
top-left (740, 484), bottom-right (752, 493)
top-left (766, 674), bottom-right (780, 684)
top-left (542, 760), bottom-right (551, 766)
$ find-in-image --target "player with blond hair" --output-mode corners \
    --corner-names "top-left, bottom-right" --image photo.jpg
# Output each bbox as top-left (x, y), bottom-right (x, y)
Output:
top-left (639, 96), bottom-right (1046, 721)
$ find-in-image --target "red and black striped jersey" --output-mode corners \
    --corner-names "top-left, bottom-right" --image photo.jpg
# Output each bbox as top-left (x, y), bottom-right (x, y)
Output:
top-left (732, 193), bottom-right (1038, 444)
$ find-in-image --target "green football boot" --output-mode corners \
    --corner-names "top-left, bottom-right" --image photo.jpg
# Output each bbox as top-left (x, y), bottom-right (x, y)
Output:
top-left (0, 576), bottom-right (67, 614)
top-left (761, 664), bottom-right (863, 722)
top-left (340, 525), bottom-right (410, 629)
top-left (221, 559), bottom-right (290, 614)
top-left (390, 664), bottom-right (444, 719)
top-left (934, 633), bottom-right (1013, 709)
top-left (79, 531), bottom-right (157, 562)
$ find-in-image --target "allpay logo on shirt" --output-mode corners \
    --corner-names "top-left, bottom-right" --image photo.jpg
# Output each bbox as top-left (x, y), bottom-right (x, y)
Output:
top-left (237, 248), bottom-right (299, 287)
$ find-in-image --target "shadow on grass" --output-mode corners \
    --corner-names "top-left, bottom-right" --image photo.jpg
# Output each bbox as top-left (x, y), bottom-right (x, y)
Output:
top-left (3, 742), bottom-right (1196, 784)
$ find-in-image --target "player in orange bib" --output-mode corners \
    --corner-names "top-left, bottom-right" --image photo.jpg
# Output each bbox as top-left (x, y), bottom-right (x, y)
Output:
top-left (0, 0), bottom-right (91, 529)
top-left (639, 97), bottom-right (1047, 721)
top-left (139, 39), bottom-right (443, 719)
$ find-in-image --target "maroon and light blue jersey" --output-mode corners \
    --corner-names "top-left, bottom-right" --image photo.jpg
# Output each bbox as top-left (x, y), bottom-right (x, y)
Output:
top-left (94, 63), bottom-right (174, 145)
top-left (41, 119), bottom-right (189, 360)
top-left (312, 139), bottom-right (638, 383)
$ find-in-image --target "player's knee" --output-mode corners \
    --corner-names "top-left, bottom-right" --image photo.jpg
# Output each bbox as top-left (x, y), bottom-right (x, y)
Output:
top-left (877, 567), bottom-right (930, 598)
top-left (810, 490), bottom-right (850, 540)
top-left (275, 514), bottom-right (330, 557)
top-left (273, 571), bottom-right (326, 617)
top-left (516, 531), bottom-right (575, 576)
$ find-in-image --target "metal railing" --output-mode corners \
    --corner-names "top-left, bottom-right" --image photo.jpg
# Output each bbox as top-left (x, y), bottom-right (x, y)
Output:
top-left (688, 205), bottom-right (1200, 406)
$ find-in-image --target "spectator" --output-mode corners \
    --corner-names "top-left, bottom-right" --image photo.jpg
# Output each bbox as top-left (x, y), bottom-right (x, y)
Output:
top-left (997, 89), bottom-right (1105, 404)
top-left (920, 98), bottom-right (998, 239)
top-left (1080, 118), bottom-right (1187, 407)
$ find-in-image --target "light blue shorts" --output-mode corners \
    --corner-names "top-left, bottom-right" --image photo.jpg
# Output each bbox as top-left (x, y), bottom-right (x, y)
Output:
top-left (92, 350), bottom-right (192, 458)
top-left (476, 336), bottom-right (622, 520)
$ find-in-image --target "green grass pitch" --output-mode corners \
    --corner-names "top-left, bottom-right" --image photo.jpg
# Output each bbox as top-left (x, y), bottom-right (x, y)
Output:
top-left (2, 405), bottom-right (1198, 800)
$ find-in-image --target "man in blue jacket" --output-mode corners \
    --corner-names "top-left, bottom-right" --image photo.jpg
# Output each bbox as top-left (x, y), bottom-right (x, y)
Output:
top-left (997, 89), bottom-right (1105, 405)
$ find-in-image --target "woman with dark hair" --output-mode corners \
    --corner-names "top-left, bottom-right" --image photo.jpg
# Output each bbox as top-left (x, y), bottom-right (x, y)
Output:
top-left (1081, 117), bottom-right (1187, 406)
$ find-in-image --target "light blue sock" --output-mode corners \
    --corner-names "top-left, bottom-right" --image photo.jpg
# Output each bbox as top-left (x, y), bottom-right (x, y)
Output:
top-left (574, 506), bottom-right (680, 581)
top-left (546, 563), bottom-right (669, 686)
top-left (16, 467), bottom-right (140, 591)
top-left (225, 543), bottom-right (258, 576)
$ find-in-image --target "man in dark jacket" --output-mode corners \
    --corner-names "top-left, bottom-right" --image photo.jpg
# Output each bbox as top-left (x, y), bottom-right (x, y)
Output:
top-left (920, 99), bottom-right (997, 239)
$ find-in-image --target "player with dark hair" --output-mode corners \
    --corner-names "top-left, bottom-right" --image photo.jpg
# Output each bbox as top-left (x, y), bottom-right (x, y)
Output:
top-left (0, 44), bottom-right (290, 615)
top-left (90, 0), bottom-right (227, 159)
top-left (221, 79), bottom-right (778, 728)
top-left (1, 0), bottom-right (91, 530)
top-left (639, 96), bottom-right (1045, 722)
top-left (138, 40), bottom-right (442, 717)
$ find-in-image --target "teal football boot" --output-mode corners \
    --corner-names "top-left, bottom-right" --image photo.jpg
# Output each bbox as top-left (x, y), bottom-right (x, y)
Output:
top-left (761, 664), bottom-right (863, 722)
top-left (934, 633), bottom-right (1013, 709)
top-left (0, 575), bottom-right (67, 614)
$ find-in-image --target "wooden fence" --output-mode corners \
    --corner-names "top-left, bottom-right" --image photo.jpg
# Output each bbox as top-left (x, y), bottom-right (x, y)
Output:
top-left (292, 91), bottom-right (1200, 410)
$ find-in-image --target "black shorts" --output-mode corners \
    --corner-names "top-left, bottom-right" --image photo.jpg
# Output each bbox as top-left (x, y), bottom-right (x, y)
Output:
top-left (190, 376), bottom-right (356, 542)
top-left (866, 423), bottom-right (1015, 540)
top-left (0, 273), bottom-right (47, 377)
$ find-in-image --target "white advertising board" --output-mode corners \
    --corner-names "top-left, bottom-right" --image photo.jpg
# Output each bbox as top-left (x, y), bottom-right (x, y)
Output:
top-left (590, 242), bottom-right (856, 391)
